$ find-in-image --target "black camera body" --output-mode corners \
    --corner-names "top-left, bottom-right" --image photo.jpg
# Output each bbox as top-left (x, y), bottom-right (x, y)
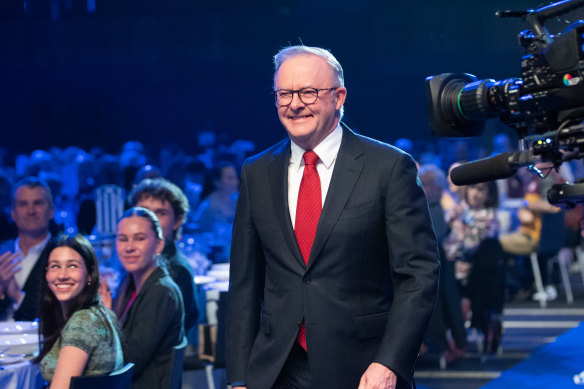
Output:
top-left (426, 0), bottom-right (584, 207)
top-left (427, 8), bottom-right (584, 138)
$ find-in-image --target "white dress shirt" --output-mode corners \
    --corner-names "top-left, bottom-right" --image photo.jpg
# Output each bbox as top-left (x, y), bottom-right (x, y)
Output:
top-left (288, 124), bottom-right (343, 227)
top-left (13, 234), bottom-right (50, 308)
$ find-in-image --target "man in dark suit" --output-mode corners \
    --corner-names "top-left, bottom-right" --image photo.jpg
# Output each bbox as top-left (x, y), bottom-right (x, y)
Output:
top-left (226, 45), bottom-right (440, 389)
top-left (0, 177), bottom-right (56, 321)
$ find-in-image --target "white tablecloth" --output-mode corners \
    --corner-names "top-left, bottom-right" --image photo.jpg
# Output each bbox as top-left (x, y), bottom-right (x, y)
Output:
top-left (0, 359), bottom-right (42, 389)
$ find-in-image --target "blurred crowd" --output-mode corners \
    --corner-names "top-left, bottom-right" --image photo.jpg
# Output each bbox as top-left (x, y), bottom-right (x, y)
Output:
top-left (2, 130), bottom-right (584, 372)
top-left (416, 133), bottom-right (584, 368)
top-left (0, 135), bottom-right (255, 243)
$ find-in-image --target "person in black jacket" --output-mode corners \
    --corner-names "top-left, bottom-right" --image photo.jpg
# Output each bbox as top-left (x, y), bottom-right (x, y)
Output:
top-left (127, 177), bottom-right (198, 333)
top-left (0, 177), bottom-right (57, 321)
top-left (115, 207), bottom-right (184, 389)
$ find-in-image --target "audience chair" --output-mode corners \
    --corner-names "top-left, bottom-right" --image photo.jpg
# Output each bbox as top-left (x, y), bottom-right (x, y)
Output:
top-left (574, 245), bottom-right (584, 286)
top-left (166, 336), bottom-right (188, 389)
top-left (69, 363), bottom-right (134, 389)
top-left (529, 211), bottom-right (573, 308)
top-left (95, 184), bottom-right (125, 236)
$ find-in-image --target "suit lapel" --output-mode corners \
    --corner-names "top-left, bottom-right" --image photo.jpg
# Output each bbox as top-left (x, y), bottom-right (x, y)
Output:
top-left (267, 140), bottom-right (305, 266)
top-left (307, 125), bottom-right (365, 269)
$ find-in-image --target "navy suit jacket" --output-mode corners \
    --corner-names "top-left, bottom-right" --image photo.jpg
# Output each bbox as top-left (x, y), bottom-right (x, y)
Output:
top-left (226, 125), bottom-right (440, 389)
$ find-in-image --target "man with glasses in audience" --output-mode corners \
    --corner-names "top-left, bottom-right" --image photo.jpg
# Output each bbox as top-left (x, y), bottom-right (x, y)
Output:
top-left (0, 177), bottom-right (56, 321)
top-left (226, 45), bottom-right (439, 389)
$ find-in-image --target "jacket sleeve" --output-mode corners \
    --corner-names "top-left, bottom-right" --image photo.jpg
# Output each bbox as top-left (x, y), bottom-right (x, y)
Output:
top-left (226, 163), bottom-right (266, 385)
top-left (122, 283), bottom-right (182, 379)
top-left (170, 262), bottom-right (198, 331)
top-left (376, 153), bottom-right (440, 384)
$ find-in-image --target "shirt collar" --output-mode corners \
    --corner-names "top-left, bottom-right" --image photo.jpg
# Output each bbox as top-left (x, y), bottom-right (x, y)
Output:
top-left (14, 234), bottom-right (51, 256)
top-left (290, 123), bottom-right (343, 170)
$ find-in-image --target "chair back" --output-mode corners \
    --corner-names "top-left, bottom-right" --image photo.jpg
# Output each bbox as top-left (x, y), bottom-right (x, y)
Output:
top-left (69, 363), bottom-right (134, 389)
top-left (95, 184), bottom-right (125, 236)
top-left (538, 211), bottom-right (565, 257)
top-left (213, 291), bottom-right (227, 369)
top-left (167, 336), bottom-right (188, 389)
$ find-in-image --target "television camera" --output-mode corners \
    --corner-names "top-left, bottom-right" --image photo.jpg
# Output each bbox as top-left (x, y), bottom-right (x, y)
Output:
top-left (426, 0), bottom-right (584, 208)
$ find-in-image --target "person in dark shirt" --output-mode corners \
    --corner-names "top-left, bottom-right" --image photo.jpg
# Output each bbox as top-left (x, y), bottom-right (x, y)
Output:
top-left (115, 207), bottom-right (184, 389)
top-left (0, 177), bottom-right (57, 321)
top-left (127, 177), bottom-right (198, 332)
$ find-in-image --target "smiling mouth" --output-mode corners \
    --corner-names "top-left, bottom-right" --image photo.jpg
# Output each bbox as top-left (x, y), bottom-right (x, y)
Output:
top-left (289, 115), bottom-right (313, 120)
top-left (55, 284), bottom-right (75, 290)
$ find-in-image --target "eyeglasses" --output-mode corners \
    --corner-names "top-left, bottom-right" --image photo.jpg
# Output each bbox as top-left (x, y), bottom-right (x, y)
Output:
top-left (273, 87), bottom-right (339, 106)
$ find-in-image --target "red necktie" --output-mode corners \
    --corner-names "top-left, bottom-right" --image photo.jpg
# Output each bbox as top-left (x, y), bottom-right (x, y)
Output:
top-left (294, 150), bottom-right (322, 351)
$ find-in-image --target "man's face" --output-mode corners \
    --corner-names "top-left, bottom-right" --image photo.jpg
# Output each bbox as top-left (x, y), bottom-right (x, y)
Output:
top-left (11, 186), bottom-right (53, 237)
top-left (274, 55), bottom-right (346, 150)
top-left (137, 196), bottom-right (181, 243)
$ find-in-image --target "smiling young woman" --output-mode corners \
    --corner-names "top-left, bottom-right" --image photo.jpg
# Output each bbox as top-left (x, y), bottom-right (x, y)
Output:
top-left (114, 207), bottom-right (185, 389)
top-left (34, 234), bottom-right (124, 389)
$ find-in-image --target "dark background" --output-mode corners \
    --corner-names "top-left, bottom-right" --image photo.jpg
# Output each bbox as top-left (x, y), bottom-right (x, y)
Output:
top-left (1, 0), bottom-right (582, 158)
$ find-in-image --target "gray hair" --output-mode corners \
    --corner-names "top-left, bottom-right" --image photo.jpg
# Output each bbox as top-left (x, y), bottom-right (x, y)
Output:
top-left (273, 45), bottom-right (345, 118)
top-left (418, 164), bottom-right (447, 203)
top-left (12, 176), bottom-right (54, 209)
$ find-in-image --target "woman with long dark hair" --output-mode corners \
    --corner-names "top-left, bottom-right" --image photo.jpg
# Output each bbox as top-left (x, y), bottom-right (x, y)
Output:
top-left (114, 207), bottom-right (184, 389)
top-left (34, 234), bottom-right (123, 388)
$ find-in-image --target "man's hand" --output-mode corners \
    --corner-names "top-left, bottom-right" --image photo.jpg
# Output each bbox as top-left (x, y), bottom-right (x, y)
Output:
top-left (358, 363), bottom-right (397, 389)
top-left (0, 252), bottom-right (22, 293)
top-left (4, 278), bottom-right (24, 304)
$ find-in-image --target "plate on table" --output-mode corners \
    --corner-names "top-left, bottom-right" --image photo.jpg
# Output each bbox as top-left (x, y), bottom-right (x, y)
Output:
top-left (0, 355), bottom-right (26, 365)
top-left (207, 281), bottom-right (229, 292)
top-left (194, 275), bottom-right (216, 285)
top-left (206, 269), bottom-right (229, 281)
top-left (0, 333), bottom-right (39, 356)
top-left (0, 321), bottom-right (38, 335)
top-left (210, 263), bottom-right (230, 271)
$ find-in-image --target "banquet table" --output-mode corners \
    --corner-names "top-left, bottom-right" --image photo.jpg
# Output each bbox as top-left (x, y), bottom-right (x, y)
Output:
top-left (0, 321), bottom-right (43, 389)
top-left (0, 358), bottom-right (42, 389)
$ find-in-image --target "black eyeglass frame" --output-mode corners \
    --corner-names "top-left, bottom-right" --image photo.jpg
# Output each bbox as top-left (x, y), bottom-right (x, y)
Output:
top-left (273, 87), bottom-right (340, 106)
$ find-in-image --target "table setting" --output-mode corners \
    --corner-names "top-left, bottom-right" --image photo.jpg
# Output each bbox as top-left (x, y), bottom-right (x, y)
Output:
top-left (0, 321), bottom-right (42, 389)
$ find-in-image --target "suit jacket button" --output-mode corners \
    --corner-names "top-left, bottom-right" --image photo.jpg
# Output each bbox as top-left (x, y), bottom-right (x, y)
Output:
top-left (303, 276), bottom-right (311, 284)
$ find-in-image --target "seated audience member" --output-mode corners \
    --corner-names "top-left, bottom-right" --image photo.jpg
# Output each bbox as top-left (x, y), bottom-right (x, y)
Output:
top-left (498, 170), bottom-right (543, 256)
top-left (419, 165), bottom-right (449, 242)
top-left (419, 164), bottom-right (467, 363)
top-left (132, 164), bottom-right (162, 187)
top-left (441, 161), bottom-right (466, 216)
top-left (126, 178), bottom-right (198, 333)
top-left (183, 157), bottom-right (206, 215)
top-left (114, 207), bottom-right (185, 389)
top-left (35, 234), bottom-right (124, 388)
top-left (443, 181), bottom-right (500, 274)
top-left (498, 166), bottom-right (564, 299)
top-left (193, 161), bottom-right (239, 234)
top-left (0, 177), bottom-right (57, 321)
top-left (0, 170), bottom-right (15, 241)
top-left (442, 181), bottom-right (500, 316)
